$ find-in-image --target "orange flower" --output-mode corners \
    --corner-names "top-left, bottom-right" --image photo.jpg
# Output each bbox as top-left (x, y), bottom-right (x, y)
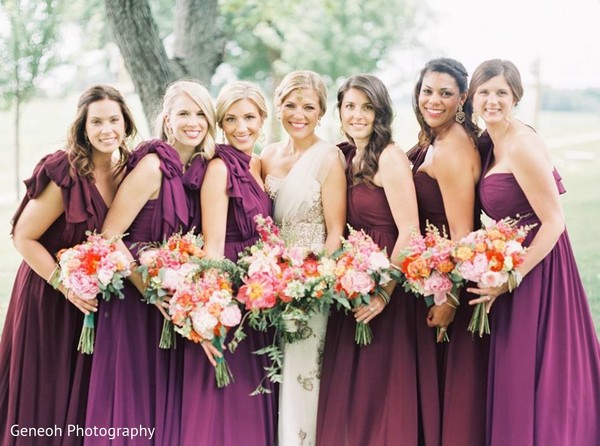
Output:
top-left (437, 259), bottom-right (455, 274)
top-left (486, 251), bottom-right (505, 272)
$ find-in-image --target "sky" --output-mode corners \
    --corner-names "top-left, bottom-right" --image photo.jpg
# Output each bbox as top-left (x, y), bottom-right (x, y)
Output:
top-left (415, 0), bottom-right (600, 89)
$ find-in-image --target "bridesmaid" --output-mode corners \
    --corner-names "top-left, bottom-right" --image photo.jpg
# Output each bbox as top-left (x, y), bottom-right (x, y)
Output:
top-left (316, 74), bottom-right (421, 445)
top-left (407, 58), bottom-right (488, 446)
top-left (85, 80), bottom-right (216, 445)
top-left (468, 59), bottom-right (600, 445)
top-left (261, 70), bottom-right (346, 446)
top-left (0, 85), bottom-right (136, 446)
top-left (180, 81), bottom-right (277, 446)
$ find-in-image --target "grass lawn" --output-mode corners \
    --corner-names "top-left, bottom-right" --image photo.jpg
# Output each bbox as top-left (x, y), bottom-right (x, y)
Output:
top-left (0, 98), bottom-right (598, 336)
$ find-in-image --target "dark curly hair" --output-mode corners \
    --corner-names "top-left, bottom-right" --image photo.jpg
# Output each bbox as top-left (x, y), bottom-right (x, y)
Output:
top-left (412, 58), bottom-right (479, 149)
top-left (66, 85), bottom-right (137, 180)
top-left (337, 74), bottom-right (394, 185)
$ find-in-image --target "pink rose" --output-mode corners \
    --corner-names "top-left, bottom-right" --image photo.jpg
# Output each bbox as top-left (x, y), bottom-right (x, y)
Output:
top-left (341, 270), bottom-right (374, 296)
top-left (479, 270), bottom-right (508, 289)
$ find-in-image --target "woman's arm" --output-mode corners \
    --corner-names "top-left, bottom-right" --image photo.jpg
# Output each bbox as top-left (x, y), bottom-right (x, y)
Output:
top-left (200, 158), bottom-right (229, 258)
top-left (198, 157), bottom-right (230, 365)
top-left (320, 152), bottom-right (347, 254)
top-left (356, 144), bottom-right (419, 324)
top-left (469, 129), bottom-right (564, 309)
top-left (429, 132), bottom-right (480, 336)
top-left (12, 181), bottom-right (97, 314)
top-left (102, 153), bottom-right (162, 295)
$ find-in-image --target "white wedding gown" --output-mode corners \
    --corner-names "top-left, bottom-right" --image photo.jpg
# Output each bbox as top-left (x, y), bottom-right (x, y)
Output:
top-left (265, 139), bottom-right (341, 446)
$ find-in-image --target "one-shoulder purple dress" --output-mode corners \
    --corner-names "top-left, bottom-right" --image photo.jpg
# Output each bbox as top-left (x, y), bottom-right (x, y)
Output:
top-left (316, 143), bottom-right (419, 446)
top-left (479, 140), bottom-right (600, 445)
top-left (84, 140), bottom-right (190, 445)
top-left (179, 144), bottom-right (277, 446)
top-left (0, 151), bottom-right (103, 446)
top-left (409, 145), bottom-right (488, 446)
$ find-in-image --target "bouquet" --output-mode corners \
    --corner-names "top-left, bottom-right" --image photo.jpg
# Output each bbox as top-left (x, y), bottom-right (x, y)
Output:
top-left (332, 225), bottom-right (398, 345)
top-left (50, 231), bottom-right (131, 354)
top-left (169, 259), bottom-right (242, 387)
top-left (452, 217), bottom-right (533, 337)
top-left (398, 224), bottom-right (463, 342)
top-left (235, 215), bottom-right (339, 392)
top-left (137, 230), bottom-right (205, 348)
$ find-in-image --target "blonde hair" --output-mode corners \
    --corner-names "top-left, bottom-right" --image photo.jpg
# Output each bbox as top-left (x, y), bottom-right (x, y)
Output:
top-left (154, 79), bottom-right (216, 160)
top-left (216, 81), bottom-right (268, 128)
top-left (274, 70), bottom-right (328, 116)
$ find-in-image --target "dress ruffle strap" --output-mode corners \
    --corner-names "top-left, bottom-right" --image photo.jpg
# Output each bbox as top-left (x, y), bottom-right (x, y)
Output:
top-left (129, 139), bottom-right (189, 237)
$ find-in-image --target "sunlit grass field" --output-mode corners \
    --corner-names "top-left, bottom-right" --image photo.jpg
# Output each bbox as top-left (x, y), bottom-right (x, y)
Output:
top-left (0, 97), bottom-right (599, 336)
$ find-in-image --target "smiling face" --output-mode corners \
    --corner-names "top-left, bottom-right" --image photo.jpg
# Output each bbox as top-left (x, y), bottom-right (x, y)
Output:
top-left (165, 93), bottom-right (208, 151)
top-left (418, 71), bottom-right (464, 133)
top-left (339, 88), bottom-right (375, 148)
top-left (85, 99), bottom-right (126, 155)
top-left (221, 99), bottom-right (264, 154)
top-left (279, 87), bottom-right (322, 141)
top-left (472, 74), bottom-right (515, 126)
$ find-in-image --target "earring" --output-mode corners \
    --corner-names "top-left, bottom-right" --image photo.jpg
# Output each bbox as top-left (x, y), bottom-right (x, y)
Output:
top-left (259, 130), bottom-right (266, 144)
top-left (318, 119), bottom-right (322, 127)
top-left (455, 104), bottom-right (466, 124)
top-left (471, 112), bottom-right (480, 126)
top-left (165, 127), bottom-right (175, 146)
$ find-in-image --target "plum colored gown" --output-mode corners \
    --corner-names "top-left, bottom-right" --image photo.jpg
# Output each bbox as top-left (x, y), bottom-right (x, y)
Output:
top-left (409, 144), bottom-right (489, 446)
top-left (84, 140), bottom-right (190, 445)
top-left (0, 151), bottom-right (103, 446)
top-left (179, 144), bottom-right (277, 446)
top-left (479, 136), bottom-right (600, 445)
top-left (316, 143), bottom-right (419, 446)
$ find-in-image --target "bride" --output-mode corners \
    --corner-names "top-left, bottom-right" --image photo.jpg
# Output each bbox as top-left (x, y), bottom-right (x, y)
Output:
top-left (261, 70), bottom-right (346, 446)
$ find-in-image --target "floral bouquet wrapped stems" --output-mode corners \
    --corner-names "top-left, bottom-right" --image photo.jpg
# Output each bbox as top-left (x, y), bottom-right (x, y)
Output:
top-left (50, 231), bottom-right (132, 354)
top-left (398, 224), bottom-right (463, 342)
top-left (235, 215), bottom-right (340, 392)
top-left (332, 225), bottom-right (399, 346)
top-left (168, 258), bottom-right (242, 388)
top-left (137, 230), bottom-right (205, 349)
top-left (452, 217), bottom-right (534, 337)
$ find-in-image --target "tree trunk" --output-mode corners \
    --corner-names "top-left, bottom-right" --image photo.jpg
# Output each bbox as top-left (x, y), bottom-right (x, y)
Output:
top-left (103, 0), bottom-right (173, 128)
top-left (103, 0), bottom-right (224, 129)
top-left (173, 0), bottom-right (225, 83)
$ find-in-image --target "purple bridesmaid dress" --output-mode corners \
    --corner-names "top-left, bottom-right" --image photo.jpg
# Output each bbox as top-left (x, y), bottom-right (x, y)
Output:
top-left (479, 135), bottom-right (600, 445)
top-left (317, 143), bottom-right (419, 446)
top-left (0, 151), bottom-right (105, 446)
top-left (409, 145), bottom-right (489, 446)
top-left (179, 144), bottom-right (277, 446)
top-left (84, 140), bottom-right (190, 445)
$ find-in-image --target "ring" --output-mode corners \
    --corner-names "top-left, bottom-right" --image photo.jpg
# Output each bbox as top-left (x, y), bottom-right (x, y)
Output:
top-left (369, 307), bottom-right (375, 312)
top-left (485, 296), bottom-right (491, 302)
top-left (439, 327), bottom-right (447, 332)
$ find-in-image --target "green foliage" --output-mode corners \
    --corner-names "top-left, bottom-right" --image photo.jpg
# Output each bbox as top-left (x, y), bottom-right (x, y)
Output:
top-left (0, 0), bottom-right (64, 108)
top-left (220, 0), bottom-right (419, 88)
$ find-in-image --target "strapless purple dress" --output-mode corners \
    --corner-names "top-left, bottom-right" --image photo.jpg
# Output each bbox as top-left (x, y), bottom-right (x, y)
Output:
top-left (479, 140), bottom-right (600, 445)
top-left (410, 145), bottom-right (489, 446)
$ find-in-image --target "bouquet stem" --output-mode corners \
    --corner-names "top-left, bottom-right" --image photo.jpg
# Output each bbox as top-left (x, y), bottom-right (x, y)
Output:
top-left (213, 338), bottom-right (233, 388)
top-left (355, 321), bottom-right (373, 346)
top-left (159, 319), bottom-right (175, 349)
top-left (78, 313), bottom-right (95, 354)
top-left (468, 302), bottom-right (490, 337)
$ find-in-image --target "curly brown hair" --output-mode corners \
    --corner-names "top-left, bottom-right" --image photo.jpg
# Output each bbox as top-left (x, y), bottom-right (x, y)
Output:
top-left (66, 85), bottom-right (137, 180)
top-left (337, 74), bottom-right (394, 185)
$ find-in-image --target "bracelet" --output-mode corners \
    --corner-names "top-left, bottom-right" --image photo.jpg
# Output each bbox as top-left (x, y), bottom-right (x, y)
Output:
top-left (47, 265), bottom-right (61, 290)
top-left (447, 291), bottom-right (460, 307)
top-left (129, 260), bottom-right (138, 272)
top-left (443, 300), bottom-right (457, 309)
top-left (508, 270), bottom-right (523, 292)
top-left (378, 289), bottom-right (391, 305)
